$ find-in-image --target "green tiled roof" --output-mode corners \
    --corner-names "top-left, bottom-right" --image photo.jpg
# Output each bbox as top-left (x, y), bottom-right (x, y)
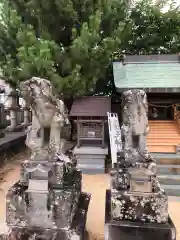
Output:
top-left (113, 61), bottom-right (180, 93)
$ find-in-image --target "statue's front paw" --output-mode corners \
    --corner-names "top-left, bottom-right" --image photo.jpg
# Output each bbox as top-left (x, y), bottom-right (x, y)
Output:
top-left (148, 162), bottom-right (157, 174)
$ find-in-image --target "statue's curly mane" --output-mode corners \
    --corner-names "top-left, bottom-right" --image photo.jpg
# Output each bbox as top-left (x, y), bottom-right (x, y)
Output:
top-left (19, 77), bottom-right (58, 104)
top-left (19, 77), bottom-right (69, 127)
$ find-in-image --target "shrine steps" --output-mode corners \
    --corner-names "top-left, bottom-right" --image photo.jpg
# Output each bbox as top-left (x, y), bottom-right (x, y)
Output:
top-left (157, 174), bottom-right (180, 185)
top-left (147, 120), bottom-right (180, 153)
top-left (161, 185), bottom-right (180, 197)
top-left (156, 164), bottom-right (180, 174)
top-left (157, 170), bottom-right (180, 196)
top-left (150, 154), bottom-right (180, 196)
top-left (148, 145), bottom-right (176, 153)
top-left (155, 161), bottom-right (180, 196)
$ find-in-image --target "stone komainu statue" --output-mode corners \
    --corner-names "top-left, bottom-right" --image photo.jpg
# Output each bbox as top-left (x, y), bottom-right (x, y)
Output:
top-left (19, 77), bottom-right (71, 160)
top-left (110, 89), bottom-right (168, 225)
top-left (6, 77), bottom-right (88, 239)
top-left (121, 89), bottom-right (154, 164)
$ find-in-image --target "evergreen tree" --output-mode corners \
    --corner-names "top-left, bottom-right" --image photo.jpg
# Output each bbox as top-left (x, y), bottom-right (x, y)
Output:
top-left (122, 0), bottom-right (180, 54)
top-left (0, 0), bottom-right (128, 96)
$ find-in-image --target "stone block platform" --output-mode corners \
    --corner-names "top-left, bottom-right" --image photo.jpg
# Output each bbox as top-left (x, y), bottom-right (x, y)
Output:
top-left (105, 190), bottom-right (176, 240)
top-left (0, 132), bottom-right (26, 164)
top-left (73, 145), bottom-right (108, 174)
top-left (1, 192), bottom-right (90, 240)
top-left (0, 132), bottom-right (26, 149)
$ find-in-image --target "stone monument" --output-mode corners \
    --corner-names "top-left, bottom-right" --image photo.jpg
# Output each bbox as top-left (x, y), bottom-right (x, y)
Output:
top-left (5, 77), bottom-right (90, 240)
top-left (105, 89), bottom-right (176, 240)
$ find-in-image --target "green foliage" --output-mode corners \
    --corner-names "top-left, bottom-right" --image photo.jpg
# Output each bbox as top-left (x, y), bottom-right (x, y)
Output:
top-left (122, 0), bottom-right (180, 54)
top-left (1, 0), bottom-right (180, 96)
top-left (0, 0), bottom-right (128, 96)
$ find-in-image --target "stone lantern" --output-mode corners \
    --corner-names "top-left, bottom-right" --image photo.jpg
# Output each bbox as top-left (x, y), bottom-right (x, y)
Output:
top-left (6, 89), bottom-right (21, 131)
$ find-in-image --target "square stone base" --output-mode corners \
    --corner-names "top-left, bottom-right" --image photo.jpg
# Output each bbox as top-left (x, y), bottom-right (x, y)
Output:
top-left (73, 145), bottom-right (108, 174)
top-left (105, 190), bottom-right (176, 240)
top-left (111, 186), bottom-right (168, 223)
top-left (3, 192), bottom-right (90, 240)
top-left (6, 178), bottom-right (81, 229)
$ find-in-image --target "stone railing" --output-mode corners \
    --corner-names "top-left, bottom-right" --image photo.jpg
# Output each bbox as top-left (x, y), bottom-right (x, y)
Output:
top-left (174, 104), bottom-right (180, 131)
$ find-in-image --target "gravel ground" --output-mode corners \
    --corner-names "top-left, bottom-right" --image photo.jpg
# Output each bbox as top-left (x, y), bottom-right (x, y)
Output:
top-left (0, 151), bottom-right (179, 240)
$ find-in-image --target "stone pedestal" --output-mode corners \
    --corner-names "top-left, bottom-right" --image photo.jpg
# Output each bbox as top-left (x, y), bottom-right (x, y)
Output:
top-left (7, 159), bottom-right (82, 227)
top-left (6, 159), bottom-right (90, 239)
top-left (110, 167), bottom-right (168, 223)
top-left (4, 192), bottom-right (90, 240)
top-left (73, 145), bottom-right (108, 174)
top-left (105, 190), bottom-right (176, 240)
top-left (106, 90), bottom-right (177, 240)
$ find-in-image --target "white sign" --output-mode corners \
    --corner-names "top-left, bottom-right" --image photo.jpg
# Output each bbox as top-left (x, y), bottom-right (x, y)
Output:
top-left (87, 131), bottom-right (95, 137)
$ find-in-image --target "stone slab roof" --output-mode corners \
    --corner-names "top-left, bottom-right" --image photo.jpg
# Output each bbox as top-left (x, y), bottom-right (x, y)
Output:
top-left (69, 96), bottom-right (111, 117)
top-left (113, 54), bottom-right (180, 93)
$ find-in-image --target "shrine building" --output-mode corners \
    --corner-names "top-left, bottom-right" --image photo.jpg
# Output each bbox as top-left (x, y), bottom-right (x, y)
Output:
top-left (113, 54), bottom-right (180, 154)
top-left (69, 96), bottom-right (111, 174)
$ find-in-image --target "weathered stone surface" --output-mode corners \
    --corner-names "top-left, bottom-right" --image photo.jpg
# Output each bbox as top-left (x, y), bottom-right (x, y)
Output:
top-left (105, 190), bottom-right (176, 240)
top-left (111, 186), bottom-right (168, 223)
top-left (6, 77), bottom-right (90, 239)
top-left (110, 168), bottom-right (129, 190)
top-left (5, 192), bottom-right (90, 240)
top-left (121, 89), bottom-right (154, 164)
top-left (7, 168), bottom-right (82, 229)
top-left (20, 159), bottom-right (81, 188)
top-left (50, 188), bottom-right (80, 228)
top-left (19, 77), bottom-right (71, 160)
top-left (109, 89), bottom-right (169, 225)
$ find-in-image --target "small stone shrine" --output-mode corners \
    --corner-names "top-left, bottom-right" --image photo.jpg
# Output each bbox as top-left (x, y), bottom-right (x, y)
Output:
top-left (70, 96), bottom-right (110, 174)
top-left (105, 89), bottom-right (176, 240)
top-left (5, 77), bottom-right (90, 240)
